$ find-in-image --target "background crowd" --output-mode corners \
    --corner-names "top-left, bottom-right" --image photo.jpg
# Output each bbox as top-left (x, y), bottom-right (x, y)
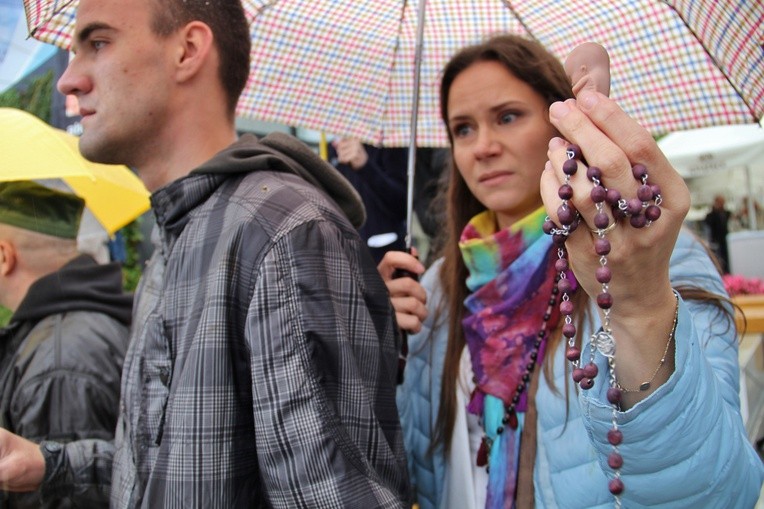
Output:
top-left (0, 0), bottom-right (761, 508)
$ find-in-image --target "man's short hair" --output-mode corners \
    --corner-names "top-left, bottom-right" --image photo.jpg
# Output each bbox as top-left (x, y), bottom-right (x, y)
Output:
top-left (150, 0), bottom-right (251, 116)
top-left (0, 181), bottom-right (84, 239)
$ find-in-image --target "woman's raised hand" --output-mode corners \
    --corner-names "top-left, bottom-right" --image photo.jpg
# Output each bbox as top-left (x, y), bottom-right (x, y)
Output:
top-left (540, 44), bottom-right (689, 323)
top-left (539, 44), bottom-right (691, 402)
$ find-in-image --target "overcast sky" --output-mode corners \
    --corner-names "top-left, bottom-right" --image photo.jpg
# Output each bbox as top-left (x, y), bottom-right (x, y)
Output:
top-left (0, 1), bottom-right (58, 91)
top-left (0, 0), bottom-right (21, 63)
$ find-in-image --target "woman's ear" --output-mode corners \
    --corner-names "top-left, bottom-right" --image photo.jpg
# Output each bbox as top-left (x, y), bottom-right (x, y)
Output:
top-left (174, 21), bottom-right (215, 83)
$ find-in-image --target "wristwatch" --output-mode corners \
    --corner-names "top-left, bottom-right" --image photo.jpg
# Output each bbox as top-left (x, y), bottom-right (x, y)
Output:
top-left (39, 441), bottom-right (64, 482)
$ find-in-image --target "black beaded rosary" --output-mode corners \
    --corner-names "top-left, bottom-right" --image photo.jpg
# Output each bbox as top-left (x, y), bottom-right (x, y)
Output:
top-left (475, 277), bottom-right (559, 468)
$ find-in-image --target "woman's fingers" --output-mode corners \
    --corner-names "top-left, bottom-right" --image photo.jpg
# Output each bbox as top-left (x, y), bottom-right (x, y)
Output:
top-left (548, 99), bottom-right (639, 205)
top-left (392, 296), bottom-right (427, 334)
top-left (549, 92), bottom-right (690, 219)
top-left (387, 277), bottom-right (427, 307)
top-left (377, 249), bottom-right (425, 282)
top-left (543, 91), bottom-right (691, 237)
top-left (541, 91), bottom-right (689, 318)
top-left (388, 278), bottom-right (428, 333)
top-left (378, 250), bottom-right (428, 333)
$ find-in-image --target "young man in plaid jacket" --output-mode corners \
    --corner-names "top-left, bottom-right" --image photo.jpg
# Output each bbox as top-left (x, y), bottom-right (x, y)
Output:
top-left (0, 0), bottom-right (410, 507)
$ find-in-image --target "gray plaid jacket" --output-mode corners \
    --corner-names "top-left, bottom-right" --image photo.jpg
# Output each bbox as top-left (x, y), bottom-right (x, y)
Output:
top-left (42, 135), bottom-right (410, 508)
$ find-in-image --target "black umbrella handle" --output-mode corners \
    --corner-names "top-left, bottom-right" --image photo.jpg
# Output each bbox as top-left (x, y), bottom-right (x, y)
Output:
top-left (391, 267), bottom-right (419, 280)
top-left (392, 251), bottom-right (420, 385)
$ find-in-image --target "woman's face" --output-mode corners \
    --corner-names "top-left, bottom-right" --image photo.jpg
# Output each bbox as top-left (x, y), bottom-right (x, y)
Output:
top-left (447, 60), bottom-right (558, 229)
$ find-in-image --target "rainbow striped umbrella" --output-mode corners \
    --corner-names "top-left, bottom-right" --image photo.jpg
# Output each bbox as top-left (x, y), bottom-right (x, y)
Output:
top-left (24, 0), bottom-right (763, 147)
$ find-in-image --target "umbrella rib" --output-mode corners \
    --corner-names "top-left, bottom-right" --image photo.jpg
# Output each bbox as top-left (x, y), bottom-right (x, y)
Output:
top-left (251, 0), bottom-right (281, 17)
top-left (501, 0), bottom-right (539, 43)
top-left (660, 1), bottom-right (759, 123)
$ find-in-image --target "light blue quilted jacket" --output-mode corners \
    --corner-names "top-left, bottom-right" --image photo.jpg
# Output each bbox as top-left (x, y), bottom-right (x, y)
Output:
top-left (397, 230), bottom-right (764, 508)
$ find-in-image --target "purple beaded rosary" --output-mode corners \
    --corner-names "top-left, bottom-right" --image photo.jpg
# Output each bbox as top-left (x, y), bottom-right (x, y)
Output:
top-left (543, 143), bottom-right (664, 507)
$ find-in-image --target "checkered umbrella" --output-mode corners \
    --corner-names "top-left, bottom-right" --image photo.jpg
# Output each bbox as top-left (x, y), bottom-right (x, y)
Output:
top-left (24, 0), bottom-right (764, 147)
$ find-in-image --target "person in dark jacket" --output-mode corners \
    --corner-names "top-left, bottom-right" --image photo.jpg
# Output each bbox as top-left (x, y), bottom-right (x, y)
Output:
top-left (704, 194), bottom-right (731, 272)
top-left (0, 181), bottom-right (131, 508)
top-left (330, 138), bottom-right (408, 263)
top-left (0, 0), bottom-right (409, 507)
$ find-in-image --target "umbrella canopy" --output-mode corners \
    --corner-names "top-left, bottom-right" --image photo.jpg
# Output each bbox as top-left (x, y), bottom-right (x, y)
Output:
top-left (0, 108), bottom-right (150, 235)
top-left (23, 0), bottom-right (764, 147)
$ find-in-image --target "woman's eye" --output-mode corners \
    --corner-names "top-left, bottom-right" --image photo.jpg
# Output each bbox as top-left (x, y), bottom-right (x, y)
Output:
top-left (499, 112), bottom-right (518, 124)
top-left (452, 124), bottom-right (472, 138)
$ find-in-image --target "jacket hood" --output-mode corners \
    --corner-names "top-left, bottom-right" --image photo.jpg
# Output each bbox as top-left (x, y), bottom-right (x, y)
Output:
top-left (12, 254), bottom-right (133, 325)
top-left (192, 133), bottom-right (366, 229)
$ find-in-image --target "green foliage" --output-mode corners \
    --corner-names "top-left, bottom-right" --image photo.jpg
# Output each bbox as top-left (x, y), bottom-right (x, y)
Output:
top-left (120, 218), bottom-right (144, 292)
top-left (0, 70), bottom-right (54, 122)
top-left (0, 306), bottom-right (11, 327)
top-left (120, 217), bottom-right (143, 292)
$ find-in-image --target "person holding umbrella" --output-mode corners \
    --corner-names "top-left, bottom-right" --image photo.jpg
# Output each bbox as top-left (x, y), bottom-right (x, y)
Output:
top-left (383, 35), bottom-right (762, 508)
top-left (0, 181), bottom-right (130, 508)
top-left (329, 138), bottom-right (409, 264)
top-left (0, 0), bottom-right (409, 507)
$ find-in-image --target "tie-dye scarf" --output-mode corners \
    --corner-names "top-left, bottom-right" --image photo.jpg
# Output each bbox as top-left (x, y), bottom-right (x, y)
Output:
top-left (459, 207), bottom-right (561, 509)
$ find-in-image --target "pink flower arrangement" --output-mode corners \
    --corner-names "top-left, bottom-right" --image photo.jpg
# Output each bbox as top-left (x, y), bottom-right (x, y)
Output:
top-left (723, 274), bottom-right (764, 296)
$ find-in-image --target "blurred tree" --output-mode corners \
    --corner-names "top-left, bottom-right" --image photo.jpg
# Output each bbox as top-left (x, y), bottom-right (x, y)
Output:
top-left (120, 218), bottom-right (144, 292)
top-left (0, 70), bottom-right (53, 122)
top-left (0, 306), bottom-right (11, 327)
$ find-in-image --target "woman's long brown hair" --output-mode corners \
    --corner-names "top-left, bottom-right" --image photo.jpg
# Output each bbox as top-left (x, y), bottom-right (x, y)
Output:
top-left (430, 34), bottom-right (736, 453)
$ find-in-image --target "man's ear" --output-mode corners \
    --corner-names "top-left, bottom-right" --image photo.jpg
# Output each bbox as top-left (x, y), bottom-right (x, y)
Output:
top-left (174, 21), bottom-right (215, 83)
top-left (0, 240), bottom-right (17, 277)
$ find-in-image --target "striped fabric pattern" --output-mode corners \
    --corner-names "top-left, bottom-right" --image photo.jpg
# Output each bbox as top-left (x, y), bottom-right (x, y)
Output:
top-left (23, 0), bottom-right (763, 146)
top-left (106, 142), bottom-right (408, 507)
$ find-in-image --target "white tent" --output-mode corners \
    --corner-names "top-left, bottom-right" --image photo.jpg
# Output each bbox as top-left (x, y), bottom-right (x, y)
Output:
top-left (658, 124), bottom-right (764, 229)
